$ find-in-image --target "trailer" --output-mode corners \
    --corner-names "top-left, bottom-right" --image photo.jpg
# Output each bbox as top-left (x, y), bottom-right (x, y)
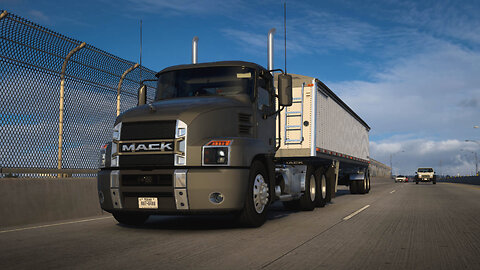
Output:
top-left (97, 29), bottom-right (371, 227)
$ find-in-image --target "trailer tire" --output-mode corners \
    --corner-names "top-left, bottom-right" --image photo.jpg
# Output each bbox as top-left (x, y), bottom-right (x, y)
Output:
top-left (349, 180), bottom-right (358, 194)
top-left (416, 180), bottom-right (419, 184)
top-left (357, 178), bottom-right (367, 194)
top-left (366, 174), bottom-right (371, 193)
top-left (315, 168), bottom-right (327, 207)
top-left (300, 166), bottom-right (317, 211)
top-left (113, 212), bottom-right (149, 226)
top-left (238, 160), bottom-right (269, 227)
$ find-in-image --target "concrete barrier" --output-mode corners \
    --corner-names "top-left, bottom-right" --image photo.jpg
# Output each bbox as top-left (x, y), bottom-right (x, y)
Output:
top-left (0, 178), bottom-right (103, 228)
top-left (439, 176), bottom-right (480, 186)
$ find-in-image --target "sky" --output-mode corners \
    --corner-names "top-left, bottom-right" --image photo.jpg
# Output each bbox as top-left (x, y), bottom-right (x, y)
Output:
top-left (2, 0), bottom-right (480, 176)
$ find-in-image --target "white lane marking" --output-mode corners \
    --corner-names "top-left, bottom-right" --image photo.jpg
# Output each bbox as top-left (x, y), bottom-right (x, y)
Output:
top-left (390, 190), bottom-right (396, 194)
top-left (0, 216), bottom-right (112, 234)
top-left (343, 205), bottom-right (370, 221)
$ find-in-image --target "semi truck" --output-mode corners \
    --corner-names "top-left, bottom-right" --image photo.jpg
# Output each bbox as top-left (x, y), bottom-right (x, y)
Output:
top-left (97, 29), bottom-right (371, 227)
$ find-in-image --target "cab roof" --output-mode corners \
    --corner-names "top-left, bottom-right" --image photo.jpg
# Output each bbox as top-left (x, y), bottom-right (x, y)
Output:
top-left (156, 61), bottom-right (269, 77)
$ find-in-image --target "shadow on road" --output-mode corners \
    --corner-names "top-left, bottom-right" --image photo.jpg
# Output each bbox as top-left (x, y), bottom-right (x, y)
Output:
top-left (118, 189), bottom-right (360, 231)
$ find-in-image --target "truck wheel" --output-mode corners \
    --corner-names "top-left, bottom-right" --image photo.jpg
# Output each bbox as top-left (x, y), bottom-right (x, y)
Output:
top-left (315, 168), bottom-right (327, 207)
top-left (113, 212), bottom-right (149, 226)
top-left (300, 166), bottom-right (317, 211)
top-left (349, 180), bottom-right (358, 194)
top-left (366, 174), bottom-right (371, 193)
top-left (357, 178), bottom-right (367, 194)
top-left (433, 180), bottom-right (436, 184)
top-left (416, 180), bottom-right (419, 184)
top-left (238, 160), bottom-right (269, 227)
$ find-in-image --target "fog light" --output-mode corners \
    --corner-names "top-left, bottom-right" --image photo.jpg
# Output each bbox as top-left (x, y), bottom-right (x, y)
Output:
top-left (209, 192), bottom-right (224, 204)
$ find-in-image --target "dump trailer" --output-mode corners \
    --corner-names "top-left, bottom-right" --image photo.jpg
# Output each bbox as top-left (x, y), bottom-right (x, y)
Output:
top-left (97, 30), bottom-right (370, 227)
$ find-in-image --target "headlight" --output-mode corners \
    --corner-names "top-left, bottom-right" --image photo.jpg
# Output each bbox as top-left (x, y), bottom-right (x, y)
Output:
top-left (202, 140), bottom-right (231, 166)
top-left (99, 144), bottom-right (107, 168)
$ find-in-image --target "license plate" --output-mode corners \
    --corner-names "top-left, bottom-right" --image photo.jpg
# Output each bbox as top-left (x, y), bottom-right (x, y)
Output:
top-left (138, 197), bottom-right (158, 209)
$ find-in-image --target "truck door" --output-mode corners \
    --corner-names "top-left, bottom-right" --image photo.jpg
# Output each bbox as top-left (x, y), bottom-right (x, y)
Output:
top-left (255, 73), bottom-right (276, 152)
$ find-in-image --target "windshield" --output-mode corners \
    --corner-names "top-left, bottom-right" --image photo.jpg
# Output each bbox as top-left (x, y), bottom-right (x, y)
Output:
top-left (418, 168), bottom-right (433, 172)
top-left (155, 66), bottom-right (255, 101)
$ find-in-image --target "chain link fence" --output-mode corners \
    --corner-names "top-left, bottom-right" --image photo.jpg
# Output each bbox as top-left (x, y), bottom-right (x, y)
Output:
top-left (0, 10), bottom-right (158, 177)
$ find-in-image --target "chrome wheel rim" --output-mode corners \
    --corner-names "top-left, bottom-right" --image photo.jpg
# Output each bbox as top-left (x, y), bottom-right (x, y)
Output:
top-left (309, 175), bottom-right (316, 202)
top-left (321, 175), bottom-right (327, 199)
top-left (253, 173), bottom-right (269, 214)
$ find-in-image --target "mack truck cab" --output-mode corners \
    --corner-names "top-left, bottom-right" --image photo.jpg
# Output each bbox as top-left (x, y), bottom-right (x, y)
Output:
top-left (98, 61), bottom-right (293, 227)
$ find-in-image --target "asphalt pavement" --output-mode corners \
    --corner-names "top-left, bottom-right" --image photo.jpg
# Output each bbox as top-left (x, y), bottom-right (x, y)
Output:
top-left (1, 178), bottom-right (479, 269)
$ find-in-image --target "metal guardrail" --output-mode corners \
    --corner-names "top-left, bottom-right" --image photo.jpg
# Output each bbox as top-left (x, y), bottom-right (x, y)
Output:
top-left (0, 10), bottom-right (158, 175)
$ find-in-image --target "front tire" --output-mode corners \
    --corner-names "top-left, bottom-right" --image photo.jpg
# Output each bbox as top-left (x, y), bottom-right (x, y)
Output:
top-left (113, 212), bottom-right (149, 226)
top-left (238, 160), bottom-right (269, 227)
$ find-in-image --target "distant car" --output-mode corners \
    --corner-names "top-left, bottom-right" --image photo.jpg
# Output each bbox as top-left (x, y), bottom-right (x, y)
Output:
top-left (395, 175), bottom-right (407, 183)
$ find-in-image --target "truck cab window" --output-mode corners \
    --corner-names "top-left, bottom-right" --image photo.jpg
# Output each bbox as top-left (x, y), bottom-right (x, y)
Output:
top-left (155, 66), bottom-right (255, 101)
top-left (257, 75), bottom-right (270, 110)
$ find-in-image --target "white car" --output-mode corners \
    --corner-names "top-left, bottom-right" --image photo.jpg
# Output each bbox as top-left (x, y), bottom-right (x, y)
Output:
top-left (395, 175), bottom-right (407, 183)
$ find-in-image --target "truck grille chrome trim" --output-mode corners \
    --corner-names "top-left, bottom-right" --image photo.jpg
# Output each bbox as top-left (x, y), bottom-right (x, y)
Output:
top-left (175, 120), bottom-right (188, 166)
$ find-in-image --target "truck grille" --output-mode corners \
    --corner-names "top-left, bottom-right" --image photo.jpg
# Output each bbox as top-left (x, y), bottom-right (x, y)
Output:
top-left (119, 121), bottom-right (176, 166)
top-left (121, 121), bottom-right (176, 140)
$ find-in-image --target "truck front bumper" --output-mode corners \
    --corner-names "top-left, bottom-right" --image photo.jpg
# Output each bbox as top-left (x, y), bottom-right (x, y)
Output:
top-left (98, 168), bottom-right (249, 214)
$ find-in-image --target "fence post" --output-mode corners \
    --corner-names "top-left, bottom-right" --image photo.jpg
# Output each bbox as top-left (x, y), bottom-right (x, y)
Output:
top-left (0, 10), bottom-right (7, 20)
top-left (117, 63), bottom-right (140, 116)
top-left (57, 42), bottom-right (86, 176)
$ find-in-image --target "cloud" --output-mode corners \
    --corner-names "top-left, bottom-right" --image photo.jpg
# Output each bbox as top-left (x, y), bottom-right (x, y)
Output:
top-left (370, 139), bottom-right (480, 176)
top-left (125, 0), bottom-right (245, 16)
top-left (329, 41), bottom-right (480, 140)
top-left (28, 10), bottom-right (50, 23)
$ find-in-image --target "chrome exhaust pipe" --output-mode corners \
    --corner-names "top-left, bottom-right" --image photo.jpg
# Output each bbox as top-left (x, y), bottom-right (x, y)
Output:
top-left (192, 36), bottom-right (199, 64)
top-left (268, 28), bottom-right (276, 72)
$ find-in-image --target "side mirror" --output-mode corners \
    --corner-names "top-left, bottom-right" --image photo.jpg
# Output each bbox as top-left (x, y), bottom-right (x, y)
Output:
top-left (278, 74), bottom-right (292, 106)
top-left (138, 84), bottom-right (147, 106)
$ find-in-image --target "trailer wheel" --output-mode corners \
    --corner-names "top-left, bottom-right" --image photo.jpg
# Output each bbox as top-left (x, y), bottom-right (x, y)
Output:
top-left (315, 168), bottom-right (327, 207)
top-left (357, 178), bottom-right (367, 194)
top-left (113, 212), bottom-right (149, 226)
top-left (366, 174), bottom-right (371, 193)
top-left (300, 166), bottom-right (317, 211)
top-left (349, 180), bottom-right (358, 194)
top-left (238, 160), bottom-right (269, 227)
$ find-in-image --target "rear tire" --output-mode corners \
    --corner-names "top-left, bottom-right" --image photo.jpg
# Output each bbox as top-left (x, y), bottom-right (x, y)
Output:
top-left (416, 180), bottom-right (419, 184)
top-left (349, 180), bottom-right (358, 194)
top-left (113, 212), bottom-right (149, 226)
top-left (300, 166), bottom-right (317, 211)
top-left (366, 174), bottom-right (371, 193)
top-left (315, 168), bottom-right (327, 208)
top-left (357, 178), bottom-right (367, 194)
top-left (238, 160), bottom-right (269, 227)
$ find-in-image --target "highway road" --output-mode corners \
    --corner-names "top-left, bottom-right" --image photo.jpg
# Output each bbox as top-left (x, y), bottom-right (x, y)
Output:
top-left (1, 177), bottom-right (479, 269)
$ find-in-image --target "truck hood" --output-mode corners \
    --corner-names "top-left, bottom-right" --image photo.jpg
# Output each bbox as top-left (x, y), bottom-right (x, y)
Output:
top-left (115, 96), bottom-right (250, 125)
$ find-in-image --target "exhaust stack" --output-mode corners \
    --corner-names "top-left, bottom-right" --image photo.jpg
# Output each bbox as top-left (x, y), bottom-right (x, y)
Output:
top-left (192, 36), bottom-right (199, 64)
top-left (268, 28), bottom-right (276, 72)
